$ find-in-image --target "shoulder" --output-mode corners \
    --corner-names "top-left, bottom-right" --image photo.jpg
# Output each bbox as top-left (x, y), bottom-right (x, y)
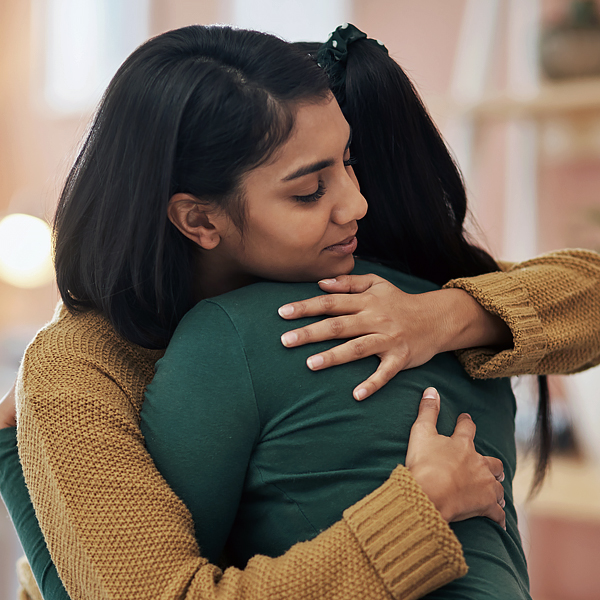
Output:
top-left (176, 281), bottom-right (323, 341)
top-left (353, 260), bottom-right (441, 293)
top-left (20, 302), bottom-right (162, 402)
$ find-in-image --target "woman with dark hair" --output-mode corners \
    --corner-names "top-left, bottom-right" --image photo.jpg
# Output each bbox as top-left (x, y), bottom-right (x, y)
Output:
top-left (1, 24), bottom-right (502, 600)
top-left (0, 21), bottom-right (598, 600)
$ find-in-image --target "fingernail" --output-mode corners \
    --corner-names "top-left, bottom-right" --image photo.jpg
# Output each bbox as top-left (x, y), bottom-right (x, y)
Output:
top-left (307, 355), bottom-right (324, 369)
top-left (499, 472), bottom-right (505, 483)
top-left (278, 305), bottom-right (294, 317)
top-left (318, 278), bottom-right (337, 284)
top-left (354, 388), bottom-right (368, 401)
top-left (281, 332), bottom-right (298, 347)
top-left (422, 387), bottom-right (439, 400)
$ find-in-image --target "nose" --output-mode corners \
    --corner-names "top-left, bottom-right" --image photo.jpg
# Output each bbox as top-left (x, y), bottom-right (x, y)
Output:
top-left (331, 167), bottom-right (368, 225)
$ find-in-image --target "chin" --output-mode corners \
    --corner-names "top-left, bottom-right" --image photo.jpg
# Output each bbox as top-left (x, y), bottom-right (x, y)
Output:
top-left (320, 255), bottom-right (355, 280)
top-left (262, 256), bottom-right (356, 283)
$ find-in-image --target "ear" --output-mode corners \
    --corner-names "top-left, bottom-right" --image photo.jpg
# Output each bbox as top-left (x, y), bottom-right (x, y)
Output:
top-left (167, 193), bottom-right (228, 250)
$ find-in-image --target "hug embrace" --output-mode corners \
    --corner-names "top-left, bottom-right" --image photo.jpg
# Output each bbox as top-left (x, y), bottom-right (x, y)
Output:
top-left (1, 22), bottom-right (599, 600)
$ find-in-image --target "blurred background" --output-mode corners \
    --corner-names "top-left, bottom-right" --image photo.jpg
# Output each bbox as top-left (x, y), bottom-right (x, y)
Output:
top-left (0, 0), bottom-right (599, 598)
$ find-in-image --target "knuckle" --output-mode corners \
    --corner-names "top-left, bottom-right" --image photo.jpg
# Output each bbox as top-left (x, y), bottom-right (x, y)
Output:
top-left (363, 290), bottom-right (377, 302)
top-left (374, 313), bottom-right (391, 328)
top-left (326, 348), bottom-right (337, 364)
top-left (301, 327), bottom-right (314, 342)
top-left (319, 295), bottom-right (336, 312)
top-left (329, 318), bottom-right (344, 336)
top-left (364, 379), bottom-right (379, 393)
top-left (294, 301), bottom-right (307, 316)
top-left (490, 457), bottom-right (502, 471)
top-left (352, 340), bottom-right (367, 358)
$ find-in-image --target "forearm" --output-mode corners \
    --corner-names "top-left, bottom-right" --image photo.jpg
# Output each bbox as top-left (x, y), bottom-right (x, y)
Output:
top-left (193, 467), bottom-right (466, 600)
top-left (436, 288), bottom-right (512, 353)
top-left (444, 249), bottom-right (600, 378)
top-left (0, 427), bottom-right (69, 600)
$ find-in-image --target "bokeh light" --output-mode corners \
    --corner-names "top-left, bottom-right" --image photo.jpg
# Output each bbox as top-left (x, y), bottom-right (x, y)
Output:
top-left (0, 214), bottom-right (54, 288)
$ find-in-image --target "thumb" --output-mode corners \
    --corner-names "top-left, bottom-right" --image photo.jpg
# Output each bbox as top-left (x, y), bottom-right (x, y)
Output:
top-left (318, 273), bottom-right (378, 294)
top-left (412, 387), bottom-right (440, 434)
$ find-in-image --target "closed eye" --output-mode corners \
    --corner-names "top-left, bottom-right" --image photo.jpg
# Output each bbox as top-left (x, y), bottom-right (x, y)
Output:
top-left (294, 181), bottom-right (326, 203)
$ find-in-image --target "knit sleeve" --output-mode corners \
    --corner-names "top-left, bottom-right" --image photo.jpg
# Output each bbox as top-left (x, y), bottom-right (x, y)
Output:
top-left (443, 248), bottom-right (600, 378)
top-left (0, 427), bottom-right (68, 600)
top-left (16, 311), bottom-right (467, 600)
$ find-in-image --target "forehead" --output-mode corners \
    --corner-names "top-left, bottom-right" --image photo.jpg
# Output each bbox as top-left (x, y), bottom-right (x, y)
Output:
top-left (250, 96), bottom-right (350, 179)
top-left (283, 96), bottom-right (349, 157)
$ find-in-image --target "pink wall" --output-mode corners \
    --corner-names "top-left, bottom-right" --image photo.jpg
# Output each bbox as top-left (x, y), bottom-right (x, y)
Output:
top-left (353, 0), bottom-right (466, 96)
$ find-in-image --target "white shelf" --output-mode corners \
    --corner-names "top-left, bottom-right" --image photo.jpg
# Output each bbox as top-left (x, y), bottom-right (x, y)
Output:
top-left (428, 77), bottom-right (600, 122)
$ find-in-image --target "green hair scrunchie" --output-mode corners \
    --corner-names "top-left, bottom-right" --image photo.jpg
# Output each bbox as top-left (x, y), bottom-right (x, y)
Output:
top-left (316, 23), bottom-right (389, 106)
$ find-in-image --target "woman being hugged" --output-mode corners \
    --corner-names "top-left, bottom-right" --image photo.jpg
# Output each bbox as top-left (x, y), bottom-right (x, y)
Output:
top-left (4, 25), bottom-right (500, 600)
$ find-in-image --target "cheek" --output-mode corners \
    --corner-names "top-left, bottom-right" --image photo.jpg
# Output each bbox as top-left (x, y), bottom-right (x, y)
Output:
top-left (288, 210), bottom-right (335, 253)
top-left (251, 207), bottom-right (331, 253)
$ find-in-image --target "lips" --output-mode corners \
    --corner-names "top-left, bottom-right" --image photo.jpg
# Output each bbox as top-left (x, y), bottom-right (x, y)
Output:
top-left (329, 234), bottom-right (356, 247)
top-left (324, 229), bottom-right (358, 250)
top-left (323, 233), bottom-right (358, 255)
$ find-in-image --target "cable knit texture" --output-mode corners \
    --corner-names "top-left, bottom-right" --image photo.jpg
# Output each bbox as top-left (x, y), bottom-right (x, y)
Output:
top-left (17, 304), bottom-right (466, 600)
top-left (444, 249), bottom-right (600, 378)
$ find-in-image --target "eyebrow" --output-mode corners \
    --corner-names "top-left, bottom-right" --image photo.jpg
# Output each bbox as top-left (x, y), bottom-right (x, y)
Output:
top-left (281, 127), bottom-right (353, 182)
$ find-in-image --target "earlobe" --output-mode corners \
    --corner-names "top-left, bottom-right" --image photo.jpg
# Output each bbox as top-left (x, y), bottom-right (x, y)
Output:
top-left (167, 193), bottom-right (222, 250)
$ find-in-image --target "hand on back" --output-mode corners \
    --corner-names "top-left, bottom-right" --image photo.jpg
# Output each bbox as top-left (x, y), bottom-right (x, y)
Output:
top-left (406, 387), bottom-right (506, 529)
top-left (278, 273), bottom-right (511, 400)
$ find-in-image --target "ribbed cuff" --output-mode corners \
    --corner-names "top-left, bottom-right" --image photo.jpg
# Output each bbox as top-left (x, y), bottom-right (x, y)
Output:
top-left (343, 466), bottom-right (467, 600)
top-left (444, 271), bottom-right (547, 378)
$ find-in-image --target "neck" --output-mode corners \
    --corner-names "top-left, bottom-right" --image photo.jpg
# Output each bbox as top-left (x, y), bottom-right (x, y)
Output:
top-left (192, 248), bottom-right (257, 301)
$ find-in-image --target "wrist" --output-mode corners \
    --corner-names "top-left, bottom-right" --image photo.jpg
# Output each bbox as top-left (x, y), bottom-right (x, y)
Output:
top-left (407, 462), bottom-right (454, 521)
top-left (438, 289), bottom-right (511, 353)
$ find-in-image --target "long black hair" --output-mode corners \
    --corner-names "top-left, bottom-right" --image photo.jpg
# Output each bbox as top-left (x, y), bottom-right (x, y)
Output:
top-left (54, 26), bottom-right (329, 349)
top-left (295, 36), bottom-right (551, 490)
